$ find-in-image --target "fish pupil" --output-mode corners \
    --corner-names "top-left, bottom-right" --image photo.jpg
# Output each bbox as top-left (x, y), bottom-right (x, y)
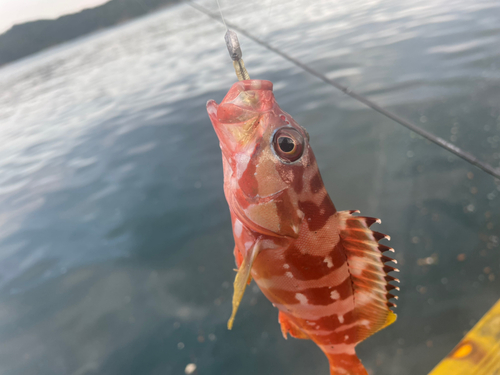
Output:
top-left (279, 137), bottom-right (295, 153)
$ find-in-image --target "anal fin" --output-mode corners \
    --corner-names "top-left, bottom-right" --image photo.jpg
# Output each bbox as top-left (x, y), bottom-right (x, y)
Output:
top-left (279, 311), bottom-right (309, 340)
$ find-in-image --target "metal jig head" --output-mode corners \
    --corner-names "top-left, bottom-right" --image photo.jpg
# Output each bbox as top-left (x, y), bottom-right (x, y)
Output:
top-left (224, 30), bottom-right (250, 81)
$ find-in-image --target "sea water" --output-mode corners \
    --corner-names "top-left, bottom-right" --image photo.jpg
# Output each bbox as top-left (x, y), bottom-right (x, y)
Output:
top-left (0, 0), bottom-right (499, 374)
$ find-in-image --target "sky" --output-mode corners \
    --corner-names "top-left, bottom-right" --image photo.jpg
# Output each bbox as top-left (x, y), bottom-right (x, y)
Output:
top-left (0, 0), bottom-right (110, 34)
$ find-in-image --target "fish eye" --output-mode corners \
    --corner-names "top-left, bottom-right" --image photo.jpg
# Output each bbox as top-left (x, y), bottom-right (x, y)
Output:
top-left (273, 128), bottom-right (304, 162)
top-left (278, 137), bottom-right (295, 152)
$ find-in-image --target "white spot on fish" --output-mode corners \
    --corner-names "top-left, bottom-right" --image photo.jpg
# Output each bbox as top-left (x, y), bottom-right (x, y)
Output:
top-left (235, 153), bottom-right (251, 179)
top-left (355, 291), bottom-right (374, 306)
top-left (297, 209), bottom-right (304, 219)
top-left (348, 256), bottom-right (370, 276)
top-left (295, 293), bottom-right (308, 305)
top-left (330, 290), bottom-right (340, 300)
top-left (283, 264), bottom-right (290, 269)
top-left (234, 220), bottom-right (243, 237)
top-left (284, 170), bottom-right (294, 182)
top-left (323, 256), bottom-right (334, 268)
top-left (324, 343), bottom-right (356, 355)
top-left (285, 272), bottom-right (293, 278)
top-left (338, 315), bottom-right (344, 324)
top-left (360, 320), bottom-right (371, 328)
top-left (306, 321), bottom-right (316, 326)
top-left (344, 335), bottom-right (349, 341)
top-left (292, 224), bottom-right (300, 234)
top-left (261, 239), bottom-right (280, 249)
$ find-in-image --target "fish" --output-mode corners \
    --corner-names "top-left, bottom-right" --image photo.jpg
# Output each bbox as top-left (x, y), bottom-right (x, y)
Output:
top-left (207, 79), bottom-right (399, 375)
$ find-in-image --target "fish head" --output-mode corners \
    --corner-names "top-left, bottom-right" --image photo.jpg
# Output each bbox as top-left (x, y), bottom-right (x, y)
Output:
top-left (207, 80), bottom-right (318, 238)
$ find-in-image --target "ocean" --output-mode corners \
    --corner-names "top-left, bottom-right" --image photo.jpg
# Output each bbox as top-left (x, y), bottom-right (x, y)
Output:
top-left (0, 0), bottom-right (499, 374)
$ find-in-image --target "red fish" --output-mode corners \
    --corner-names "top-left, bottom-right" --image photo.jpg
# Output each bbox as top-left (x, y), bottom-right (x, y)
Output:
top-left (207, 79), bottom-right (399, 375)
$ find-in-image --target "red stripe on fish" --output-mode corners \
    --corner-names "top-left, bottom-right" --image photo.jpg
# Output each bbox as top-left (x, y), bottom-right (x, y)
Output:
top-left (298, 196), bottom-right (337, 231)
top-left (282, 243), bottom-right (346, 281)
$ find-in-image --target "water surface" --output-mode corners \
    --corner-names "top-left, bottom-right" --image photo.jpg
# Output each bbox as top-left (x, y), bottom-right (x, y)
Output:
top-left (0, 0), bottom-right (499, 374)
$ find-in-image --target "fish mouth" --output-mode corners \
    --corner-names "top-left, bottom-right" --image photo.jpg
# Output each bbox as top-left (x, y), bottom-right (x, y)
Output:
top-left (207, 80), bottom-right (277, 153)
top-left (221, 80), bottom-right (274, 112)
top-left (206, 80), bottom-right (275, 127)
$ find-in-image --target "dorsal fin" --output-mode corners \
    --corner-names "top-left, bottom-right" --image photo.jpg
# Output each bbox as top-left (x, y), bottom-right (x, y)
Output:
top-left (338, 210), bottom-right (399, 342)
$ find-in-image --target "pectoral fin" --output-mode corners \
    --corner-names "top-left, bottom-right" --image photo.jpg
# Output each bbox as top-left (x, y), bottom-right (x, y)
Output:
top-left (227, 240), bottom-right (261, 330)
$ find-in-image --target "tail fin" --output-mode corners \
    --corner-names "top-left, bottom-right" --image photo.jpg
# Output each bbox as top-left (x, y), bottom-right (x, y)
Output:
top-left (327, 353), bottom-right (368, 375)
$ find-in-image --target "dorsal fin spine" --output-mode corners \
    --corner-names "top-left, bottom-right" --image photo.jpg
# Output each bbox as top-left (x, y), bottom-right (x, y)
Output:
top-left (385, 275), bottom-right (400, 283)
top-left (381, 255), bottom-right (397, 264)
top-left (383, 265), bottom-right (400, 273)
top-left (386, 293), bottom-right (398, 300)
top-left (378, 244), bottom-right (395, 253)
top-left (386, 284), bottom-right (400, 292)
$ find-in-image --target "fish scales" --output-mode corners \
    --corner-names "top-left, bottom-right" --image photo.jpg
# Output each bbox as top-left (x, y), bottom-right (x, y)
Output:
top-left (207, 80), bottom-right (398, 375)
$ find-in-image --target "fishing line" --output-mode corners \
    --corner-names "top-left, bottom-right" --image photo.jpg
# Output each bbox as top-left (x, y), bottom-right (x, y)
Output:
top-left (215, 0), bottom-right (228, 30)
top-left (188, 0), bottom-right (500, 181)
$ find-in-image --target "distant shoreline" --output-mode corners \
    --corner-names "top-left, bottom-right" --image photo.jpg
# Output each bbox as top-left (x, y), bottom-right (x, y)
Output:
top-left (0, 0), bottom-right (180, 67)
